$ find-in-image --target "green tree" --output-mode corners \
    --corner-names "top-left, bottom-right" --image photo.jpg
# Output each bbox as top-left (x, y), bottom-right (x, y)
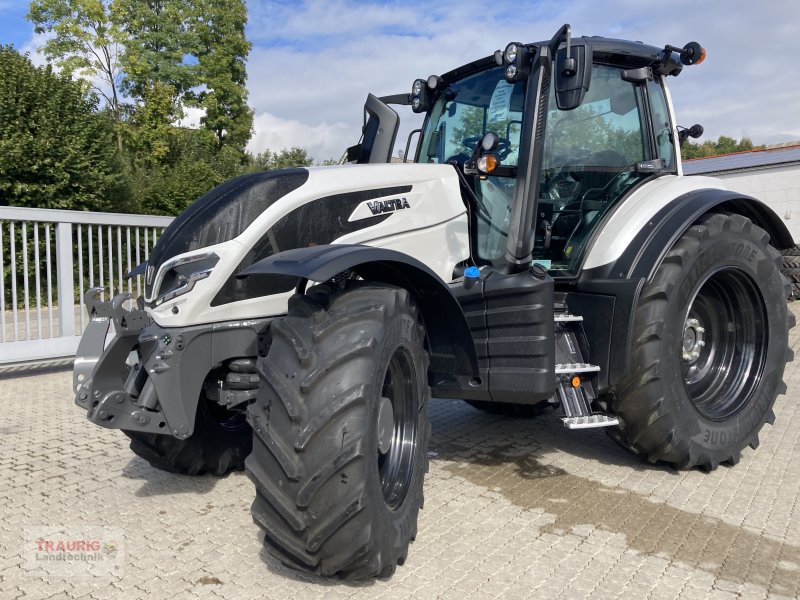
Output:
top-left (247, 147), bottom-right (314, 171)
top-left (111, 0), bottom-right (194, 105)
top-left (124, 80), bottom-right (180, 166)
top-left (0, 46), bottom-right (122, 211)
top-left (682, 136), bottom-right (764, 159)
top-left (190, 0), bottom-right (253, 152)
top-left (25, 0), bottom-right (257, 215)
top-left (27, 0), bottom-right (124, 144)
top-left (450, 106), bottom-right (520, 157)
top-left (546, 104), bottom-right (644, 166)
top-left (127, 128), bottom-right (244, 214)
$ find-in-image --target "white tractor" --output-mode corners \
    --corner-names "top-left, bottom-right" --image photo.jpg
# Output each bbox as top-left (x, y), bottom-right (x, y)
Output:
top-left (74, 25), bottom-right (794, 580)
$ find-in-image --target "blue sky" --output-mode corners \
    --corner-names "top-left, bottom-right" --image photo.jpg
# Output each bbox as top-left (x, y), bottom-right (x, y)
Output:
top-left (2, 1), bottom-right (799, 161)
top-left (0, 3), bottom-right (28, 49)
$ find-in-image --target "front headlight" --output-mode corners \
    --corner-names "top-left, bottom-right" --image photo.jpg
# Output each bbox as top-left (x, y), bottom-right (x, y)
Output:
top-left (147, 251), bottom-right (220, 305)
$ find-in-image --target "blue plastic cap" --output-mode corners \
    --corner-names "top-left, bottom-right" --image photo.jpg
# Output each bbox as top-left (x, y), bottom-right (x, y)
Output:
top-left (464, 266), bottom-right (480, 278)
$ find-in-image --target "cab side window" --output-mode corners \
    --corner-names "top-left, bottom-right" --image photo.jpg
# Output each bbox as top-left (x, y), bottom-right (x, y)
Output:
top-left (542, 65), bottom-right (647, 174)
top-left (648, 79), bottom-right (676, 170)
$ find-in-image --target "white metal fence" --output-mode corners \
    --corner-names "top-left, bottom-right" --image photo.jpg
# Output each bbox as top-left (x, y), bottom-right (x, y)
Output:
top-left (0, 206), bottom-right (173, 365)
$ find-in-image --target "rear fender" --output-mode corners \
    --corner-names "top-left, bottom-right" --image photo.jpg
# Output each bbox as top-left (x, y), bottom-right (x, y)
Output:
top-left (586, 188), bottom-right (794, 282)
top-left (578, 187), bottom-right (793, 389)
top-left (240, 244), bottom-right (480, 384)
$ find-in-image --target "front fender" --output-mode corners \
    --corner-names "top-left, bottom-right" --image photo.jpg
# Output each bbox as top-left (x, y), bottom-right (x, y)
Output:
top-left (241, 244), bottom-right (479, 382)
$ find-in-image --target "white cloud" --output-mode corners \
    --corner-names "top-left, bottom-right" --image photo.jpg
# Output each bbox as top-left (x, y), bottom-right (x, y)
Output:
top-left (248, 112), bottom-right (352, 163)
top-left (19, 30), bottom-right (50, 67)
top-left (245, 0), bottom-right (800, 155)
top-left (176, 105), bottom-right (205, 129)
top-left (17, 0), bottom-right (800, 157)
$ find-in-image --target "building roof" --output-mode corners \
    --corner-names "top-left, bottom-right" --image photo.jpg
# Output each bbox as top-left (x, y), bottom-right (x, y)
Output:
top-left (683, 144), bottom-right (800, 175)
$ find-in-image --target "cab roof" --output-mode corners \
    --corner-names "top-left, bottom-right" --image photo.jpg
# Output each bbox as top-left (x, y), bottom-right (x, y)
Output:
top-left (440, 36), bottom-right (673, 84)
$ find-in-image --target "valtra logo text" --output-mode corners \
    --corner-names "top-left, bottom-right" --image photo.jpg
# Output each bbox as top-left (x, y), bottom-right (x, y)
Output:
top-left (367, 197), bottom-right (411, 215)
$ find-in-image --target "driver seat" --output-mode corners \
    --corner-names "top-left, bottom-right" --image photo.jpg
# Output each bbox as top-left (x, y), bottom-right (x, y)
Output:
top-left (562, 150), bottom-right (629, 264)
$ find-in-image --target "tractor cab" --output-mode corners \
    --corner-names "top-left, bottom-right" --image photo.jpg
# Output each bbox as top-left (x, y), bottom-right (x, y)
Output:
top-left (354, 25), bottom-right (704, 277)
top-left (413, 27), bottom-right (698, 276)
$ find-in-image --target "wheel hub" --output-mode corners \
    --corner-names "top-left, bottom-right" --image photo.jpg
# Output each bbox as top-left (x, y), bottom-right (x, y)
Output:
top-left (681, 316), bottom-right (706, 364)
top-left (376, 396), bottom-right (394, 455)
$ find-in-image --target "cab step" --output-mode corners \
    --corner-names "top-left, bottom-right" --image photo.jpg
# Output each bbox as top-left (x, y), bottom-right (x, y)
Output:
top-left (555, 363), bottom-right (600, 374)
top-left (554, 313), bottom-right (583, 322)
top-left (562, 414), bottom-right (620, 429)
top-left (555, 362), bottom-right (618, 429)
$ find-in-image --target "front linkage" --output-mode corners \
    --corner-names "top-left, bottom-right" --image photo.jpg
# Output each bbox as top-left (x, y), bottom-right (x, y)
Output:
top-left (73, 288), bottom-right (172, 434)
top-left (74, 288), bottom-right (269, 441)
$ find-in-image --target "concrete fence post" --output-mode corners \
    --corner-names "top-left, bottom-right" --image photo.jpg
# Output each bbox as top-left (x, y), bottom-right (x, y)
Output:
top-left (56, 222), bottom-right (76, 338)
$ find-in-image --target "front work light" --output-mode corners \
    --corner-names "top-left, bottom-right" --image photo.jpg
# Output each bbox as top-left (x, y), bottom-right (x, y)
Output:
top-left (411, 77), bottom-right (437, 113)
top-left (504, 43), bottom-right (518, 63)
top-left (501, 42), bottom-right (531, 83)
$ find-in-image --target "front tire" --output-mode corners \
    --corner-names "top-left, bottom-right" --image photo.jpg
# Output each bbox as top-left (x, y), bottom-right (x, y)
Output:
top-left (612, 213), bottom-right (793, 470)
top-left (125, 394), bottom-right (251, 475)
top-left (246, 282), bottom-right (430, 580)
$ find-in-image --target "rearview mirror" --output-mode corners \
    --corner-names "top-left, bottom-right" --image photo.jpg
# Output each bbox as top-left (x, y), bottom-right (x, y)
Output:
top-left (346, 93), bottom-right (399, 164)
top-left (554, 40), bottom-right (592, 111)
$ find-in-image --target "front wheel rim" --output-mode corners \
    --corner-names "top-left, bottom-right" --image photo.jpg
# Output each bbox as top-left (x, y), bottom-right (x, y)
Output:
top-left (681, 267), bottom-right (768, 421)
top-left (378, 347), bottom-right (418, 510)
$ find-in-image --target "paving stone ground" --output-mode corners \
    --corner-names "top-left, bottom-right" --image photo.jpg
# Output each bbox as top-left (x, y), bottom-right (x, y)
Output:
top-left (1, 304), bottom-right (799, 599)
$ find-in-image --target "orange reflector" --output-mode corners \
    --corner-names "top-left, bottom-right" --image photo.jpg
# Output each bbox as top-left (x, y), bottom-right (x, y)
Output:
top-left (571, 376), bottom-right (581, 388)
top-left (477, 154), bottom-right (498, 174)
top-left (695, 46), bottom-right (707, 65)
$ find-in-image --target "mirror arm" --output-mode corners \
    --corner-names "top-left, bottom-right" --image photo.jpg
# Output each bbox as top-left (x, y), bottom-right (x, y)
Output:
top-left (548, 23), bottom-right (577, 76)
top-left (379, 93), bottom-right (412, 106)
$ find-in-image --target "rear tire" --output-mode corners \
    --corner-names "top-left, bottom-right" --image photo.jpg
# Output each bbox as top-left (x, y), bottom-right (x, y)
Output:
top-left (247, 282), bottom-right (430, 580)
top-left (781, 245), bottom-right (800, 297)
top-left (124, 395), bottom-right (251, 475)
top-left (612, 213), bottom-right (793, 470)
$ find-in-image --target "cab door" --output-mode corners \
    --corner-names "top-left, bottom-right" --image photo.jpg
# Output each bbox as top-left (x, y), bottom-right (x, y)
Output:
top-left (532, 64), bottom-right (663, 274)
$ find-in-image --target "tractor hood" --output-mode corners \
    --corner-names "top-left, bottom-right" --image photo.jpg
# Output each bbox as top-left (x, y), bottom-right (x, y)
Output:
top-left (143, 163), bottom-right (469, 325)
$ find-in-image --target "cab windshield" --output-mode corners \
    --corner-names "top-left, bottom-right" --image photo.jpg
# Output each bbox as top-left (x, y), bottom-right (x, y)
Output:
top-left (418, 66), bottom-right (526, 264)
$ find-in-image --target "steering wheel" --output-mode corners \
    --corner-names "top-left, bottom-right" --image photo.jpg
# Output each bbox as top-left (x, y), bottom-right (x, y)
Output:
top-left (543, 152), bottom-right (585, 203)
top-left (544, 169), bottom-right (577, 204)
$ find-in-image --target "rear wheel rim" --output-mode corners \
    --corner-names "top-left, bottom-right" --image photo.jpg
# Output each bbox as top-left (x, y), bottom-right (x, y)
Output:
top-left (378, 347), bottom-right (418, 510)
top-left (681, 267), bottom-right (768, 420)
